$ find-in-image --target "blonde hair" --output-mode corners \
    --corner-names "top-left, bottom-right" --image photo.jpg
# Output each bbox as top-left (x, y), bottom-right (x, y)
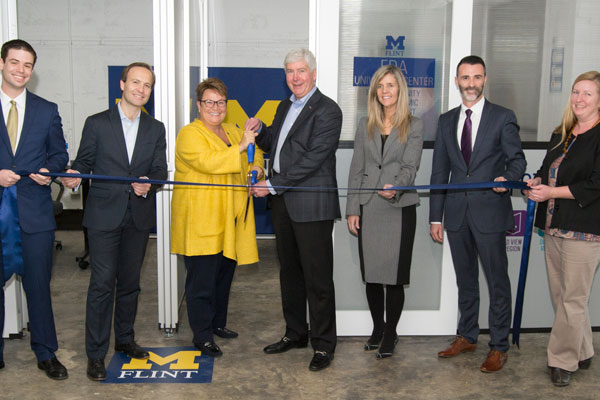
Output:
top-left (366, 65), bottom-right (412, 142)
top-left (552, 70), bottom-right (600, 149)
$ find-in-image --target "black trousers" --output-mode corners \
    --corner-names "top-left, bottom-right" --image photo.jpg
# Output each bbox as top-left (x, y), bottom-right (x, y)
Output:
top-left (184, 253), bottom-right (236, 344)
top-left (270, 195), bottom-right (337, 353)
top-left (85, 207), bottom-right (150, 360)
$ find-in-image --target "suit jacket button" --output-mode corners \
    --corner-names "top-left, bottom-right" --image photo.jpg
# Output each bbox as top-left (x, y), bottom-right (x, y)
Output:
top-left (378, 165), bottom-right (381, 169)
top-left (466, 174), bottom-right (471, 177)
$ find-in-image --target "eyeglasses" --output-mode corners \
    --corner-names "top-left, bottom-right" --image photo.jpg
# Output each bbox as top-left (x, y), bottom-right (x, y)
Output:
top-left (200, 99), bottom-right (227, 107)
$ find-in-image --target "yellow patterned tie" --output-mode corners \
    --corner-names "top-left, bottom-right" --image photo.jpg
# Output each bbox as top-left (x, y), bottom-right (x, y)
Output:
top-left (6, 100), bottom-right (17, 153)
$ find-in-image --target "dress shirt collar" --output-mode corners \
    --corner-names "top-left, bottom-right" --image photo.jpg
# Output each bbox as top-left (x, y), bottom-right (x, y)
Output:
top-left (461, 96), bottom-right (485, 116)
top-left (0, 87), bottom-right (27, 108)
top-left (117, 101), bottom-right (141, 123)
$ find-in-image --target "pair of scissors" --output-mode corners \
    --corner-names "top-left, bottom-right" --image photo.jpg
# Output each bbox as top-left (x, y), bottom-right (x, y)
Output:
top-left (244, 143), bottom-right (258, 223)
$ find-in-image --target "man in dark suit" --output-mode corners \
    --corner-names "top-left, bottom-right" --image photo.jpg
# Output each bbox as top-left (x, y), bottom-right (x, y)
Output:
top-left (62, 62), bottom-right (167, 381)
top-left (248, 48), bottom-right (342, 372)
top-left (430, 55), bottom-right (526, 372)
top-left (0, 39), bottom-right (69, 379)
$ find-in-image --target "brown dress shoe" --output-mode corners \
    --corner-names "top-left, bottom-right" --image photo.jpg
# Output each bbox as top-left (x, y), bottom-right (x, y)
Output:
top-left (480, 350), bottom-right (508, 372)
top-left (438, 336), bottom-right (477, 358)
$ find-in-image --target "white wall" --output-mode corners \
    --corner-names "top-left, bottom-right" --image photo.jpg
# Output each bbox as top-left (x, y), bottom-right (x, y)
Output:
top-left (204, 0), bottom-right (308, 68)
top-left (17, 0), bottom-right (154, 208)
top-left (17, 0), bottom-right (154, 158)
top-left (16, 0), bottom-right (308, 209)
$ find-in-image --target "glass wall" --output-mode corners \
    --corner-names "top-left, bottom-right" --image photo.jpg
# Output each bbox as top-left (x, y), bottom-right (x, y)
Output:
top-left (188, 0), bottom-right (308, 123)
top-left (472, 0), bottom-right (600, 143)
top-left (337, 0), bottom-right (453, 142)
top-left (334, 0), bottom-right (453, 312)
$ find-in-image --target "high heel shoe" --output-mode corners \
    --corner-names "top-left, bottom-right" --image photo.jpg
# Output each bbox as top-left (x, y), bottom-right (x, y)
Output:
top-left (364, 330), bottom-right (384, 351)
top-left (376, 334), bottom-right (398, 359)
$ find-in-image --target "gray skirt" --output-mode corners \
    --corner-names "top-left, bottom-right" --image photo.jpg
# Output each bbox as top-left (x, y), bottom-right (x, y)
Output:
top-left (358, 196), bottom-right (416, 285)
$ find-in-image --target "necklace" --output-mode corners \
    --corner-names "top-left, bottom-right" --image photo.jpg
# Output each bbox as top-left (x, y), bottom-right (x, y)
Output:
top-left (563, 118), bottom-right (600, 153)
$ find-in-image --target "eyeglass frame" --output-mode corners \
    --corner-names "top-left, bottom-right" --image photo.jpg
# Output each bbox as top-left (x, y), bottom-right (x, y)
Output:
top-left (200, 99), bottom-right (228, 107)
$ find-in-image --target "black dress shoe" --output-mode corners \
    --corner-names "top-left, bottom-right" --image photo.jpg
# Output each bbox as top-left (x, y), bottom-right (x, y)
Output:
top-left (0, 360), bottom-right (4, 370)
top-left (264, 336), bottom-right (308, 354)
top-left (364, 330), bottom-right (383, 351)
top-left (213, 327), bottom-right (238, 339)
top-left (195, 341), bottom-right (223, 357)
top-left (549, 367), bottom-right (571, 387)
top-left (37, 357), bottom-right (68, 380)
top-left (87, 359), bottom-right (106, 381)
top-left (309, 351), bottom-right (333, 371)
top-left (579, 357), bottom-right (593, 370)
top-left (376, 334), bottom-right (399, 359)
top-left (114, 341), bottom-right (149, 359)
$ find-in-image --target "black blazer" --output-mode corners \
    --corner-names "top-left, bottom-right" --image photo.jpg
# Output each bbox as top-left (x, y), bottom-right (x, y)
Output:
top-left (534, 123), bottom-right (600, 235)
top-left (429, 99), bottom-right (526, 233)
top-left (255, 88), bottom-right (342, 222)
top-left (71, 106), bottom-right (167, 231)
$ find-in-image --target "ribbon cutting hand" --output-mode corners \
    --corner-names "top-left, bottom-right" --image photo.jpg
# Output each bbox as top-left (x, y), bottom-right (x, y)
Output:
top-left (239, 130), bottom-right (257, 152)
top-left (29, 168), bottom-right (52, 186)
top-left (245, 118), bottom-right (261, 132)
top-left (377, 184), bottom-right (397, 200)
top-left (132, 176), bottom-right (151, 197)
top-left (0, 169), bottom-right (20, 187)
top-left (523, 177), bottom-right (540, 198)
top-left (524, 177), bottom-right (553, 202)
top-left (250, 166), bottom-right (263, 180)
top-left (251, 180), bottom-right (270, 198)
top-left (492, 176), bottom-right (508, 193)
top-left (61, 169), bottom-right (81, 189)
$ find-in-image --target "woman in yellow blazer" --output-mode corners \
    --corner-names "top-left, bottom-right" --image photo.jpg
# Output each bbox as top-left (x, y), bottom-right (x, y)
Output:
top-left (171, 78), bottom-right (263, 357)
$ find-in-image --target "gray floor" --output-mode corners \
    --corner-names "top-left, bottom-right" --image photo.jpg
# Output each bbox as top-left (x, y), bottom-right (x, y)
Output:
top-left (2, 231), bottom-right (600, 399)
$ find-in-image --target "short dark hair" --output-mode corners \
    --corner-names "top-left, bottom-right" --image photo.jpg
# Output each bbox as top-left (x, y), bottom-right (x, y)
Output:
top-left (196, 77), bottom-right (228, 102)
top-left (121, 62), bottom-right (155, 88)
top-left (1, 39), bottom-right (37, 66)
top-left (456, 55), bottom-right (486, 76)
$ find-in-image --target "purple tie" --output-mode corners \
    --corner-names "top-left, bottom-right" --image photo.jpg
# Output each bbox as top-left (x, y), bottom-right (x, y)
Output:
top-left (461, 109), bottom-right (473, 165)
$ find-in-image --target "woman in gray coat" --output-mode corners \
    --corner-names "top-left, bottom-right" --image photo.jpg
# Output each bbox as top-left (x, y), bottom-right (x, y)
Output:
top-left (346, 64), bottom-right (424, 358)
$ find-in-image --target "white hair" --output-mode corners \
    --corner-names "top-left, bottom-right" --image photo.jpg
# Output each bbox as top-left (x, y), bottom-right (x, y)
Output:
top-left (284, 48), bottom-right (316, 71)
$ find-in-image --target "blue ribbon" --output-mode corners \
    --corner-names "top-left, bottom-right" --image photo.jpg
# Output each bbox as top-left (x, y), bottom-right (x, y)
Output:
top-left (25, 170), bottom-right (529, 192)
top-left (24, 170), bottom-right (536, 346)
top-left (511, 198), bottom-right (536, 348)
top-left (0, 185), bottom-right (24, 281)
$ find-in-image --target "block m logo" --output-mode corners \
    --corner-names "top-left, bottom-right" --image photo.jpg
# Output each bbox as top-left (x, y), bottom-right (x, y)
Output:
top-left (122, 351), bottom-right (202, 370)
top-left (386, 35), bottom-right (406, 50)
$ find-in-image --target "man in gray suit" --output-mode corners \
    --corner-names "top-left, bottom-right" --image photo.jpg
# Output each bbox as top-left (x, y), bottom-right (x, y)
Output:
top-left (248, 48), bottom-right (342, 372)
top-left (63, 62), bottom-right (167, 381)
top-left (429, 55), bottom-right (525, 372)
